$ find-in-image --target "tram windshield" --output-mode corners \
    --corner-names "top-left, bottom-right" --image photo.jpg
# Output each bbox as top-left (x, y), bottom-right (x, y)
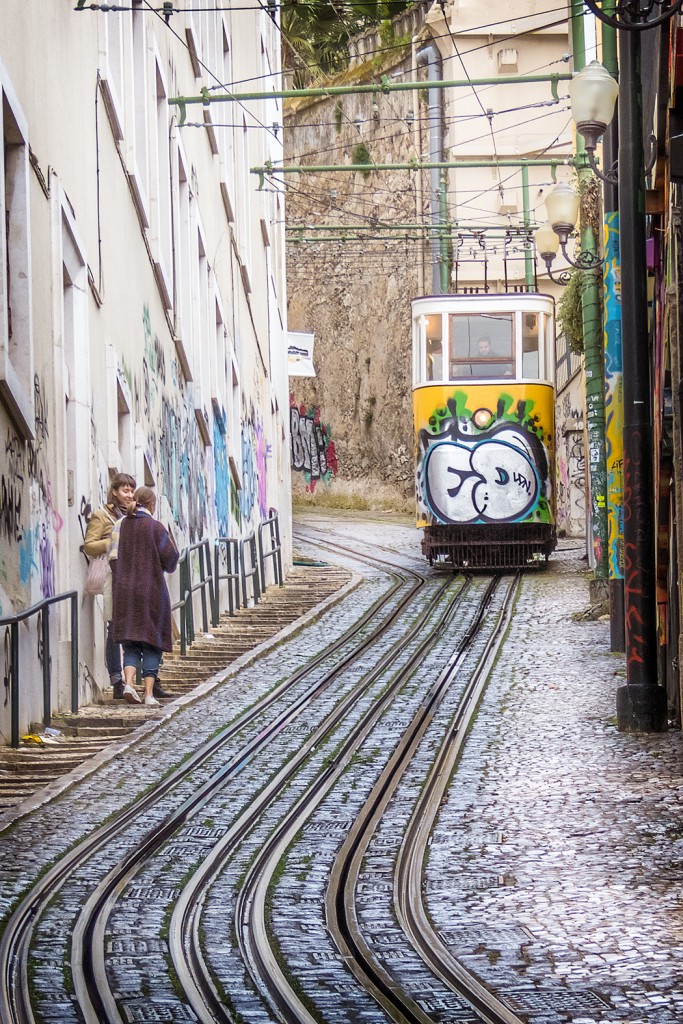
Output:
top-left (449, 313), bottom-right (514, 378)
top-left (414, 298), bottom-right (552, 385)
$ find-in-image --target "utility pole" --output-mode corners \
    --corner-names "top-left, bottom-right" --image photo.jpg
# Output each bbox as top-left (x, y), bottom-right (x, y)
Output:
top-left (571, 0), bottom-right (609, 582)
top-left (600, 1), bottom-right (626, 653)
top-left (615, 23), bottom-right (666, 730)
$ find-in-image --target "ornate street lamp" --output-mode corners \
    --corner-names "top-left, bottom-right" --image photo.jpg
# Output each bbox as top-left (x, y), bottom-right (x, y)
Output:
top-left (582, 0), bottom-right (683, 30)
top-left (535, 221), bottom-right (571, 285)
top-left (543, 182), bottom-right (606, 270)
top-left (569, 58), bottom-right (656, 184)
top-left (569, 60), bottom-right (620, 183)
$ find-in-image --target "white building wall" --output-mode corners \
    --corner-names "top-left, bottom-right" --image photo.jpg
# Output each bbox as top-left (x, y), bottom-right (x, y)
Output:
top-left (0, 2), bottom-right (291, 742)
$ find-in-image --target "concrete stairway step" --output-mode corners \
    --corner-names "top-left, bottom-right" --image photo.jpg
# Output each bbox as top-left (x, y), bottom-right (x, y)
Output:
top-left (0, 560), bottom-right (351, 821)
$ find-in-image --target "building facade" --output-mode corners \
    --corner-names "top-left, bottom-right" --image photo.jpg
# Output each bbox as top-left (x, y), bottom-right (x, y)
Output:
top-left (285, 0), bottom-right (584, 531)
top-left (0, 2), bottom-right (291, 742)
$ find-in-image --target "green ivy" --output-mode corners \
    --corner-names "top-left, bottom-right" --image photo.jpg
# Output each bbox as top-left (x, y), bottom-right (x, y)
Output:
top-left (557, 268), bottom-right (584, 354)
top-left (352, 142), bottom-right (373, 178)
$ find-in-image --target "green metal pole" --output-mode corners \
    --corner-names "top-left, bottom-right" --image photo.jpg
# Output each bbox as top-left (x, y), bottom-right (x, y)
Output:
top-left (439, 172), bottom-right (450, 293)
top-left (521, 164), bottom-right (534, 290)
top-left (571, 0), bottom-right (609, 582)
top-left (254, 156), bottom-right (576, 187)
top-left (170, 72), bottom-right (572, 119)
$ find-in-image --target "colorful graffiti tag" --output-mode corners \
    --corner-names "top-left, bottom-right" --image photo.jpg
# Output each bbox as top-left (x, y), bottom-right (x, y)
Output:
top-left (289, 396), bottom-right (338, 492)
top-left (604, 211), bottom-right (624, 579)
top-left (414, 385), bottom-right (554, 527)
top-left (213, 409), bottom-right (230, 537)
top-left (2, 374), bottom-right (62, 599)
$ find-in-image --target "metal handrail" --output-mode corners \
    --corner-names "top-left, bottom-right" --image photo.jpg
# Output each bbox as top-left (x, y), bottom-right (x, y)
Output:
top-left (171, 552), bottom-right (192, 657)
top-left (0, 591), bottom-right (78, 748)
top-left (214, 537), bottom-right (241, 617)
top-left (170, 539), bottom-right (216, 653)
top-left (240, 532), bottom-right (262, 607)
top-left (257, 511), bottom-right (283, 592)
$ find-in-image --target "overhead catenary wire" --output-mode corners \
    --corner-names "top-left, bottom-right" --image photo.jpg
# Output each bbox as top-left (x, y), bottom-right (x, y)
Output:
top-left (279, 101), bottom-right (571, 164)
top-left (138, 0), bottom-right (281, 141)
top-left (203, 4), bottom-right (578, 91)
top-left (80, 1), bottom-right (584, 99)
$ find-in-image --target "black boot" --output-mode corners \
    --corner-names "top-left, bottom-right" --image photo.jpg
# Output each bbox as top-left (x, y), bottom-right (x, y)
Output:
top-left (152, 680), bottom-right (174, 699)
top-left (111, 677), bottom-right (125, 700)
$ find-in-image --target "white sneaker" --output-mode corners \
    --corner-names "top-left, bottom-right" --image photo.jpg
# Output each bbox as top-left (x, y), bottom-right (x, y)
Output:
top-left (144, 695), bottom-right (160, 707)
top-left (122, 685), bottom-right (142, 705)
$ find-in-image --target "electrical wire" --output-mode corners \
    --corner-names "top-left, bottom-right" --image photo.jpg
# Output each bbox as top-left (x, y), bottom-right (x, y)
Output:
top-left (279, 100), bottom-right (571, 163)
top-left (139, 0), bottom-right (281, 140)
top-left (201, 3), bottom-right (580, 93)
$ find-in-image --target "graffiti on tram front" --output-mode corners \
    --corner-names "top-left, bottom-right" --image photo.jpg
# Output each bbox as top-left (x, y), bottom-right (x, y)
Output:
top-left (415, 387), bottom-right (553, 527)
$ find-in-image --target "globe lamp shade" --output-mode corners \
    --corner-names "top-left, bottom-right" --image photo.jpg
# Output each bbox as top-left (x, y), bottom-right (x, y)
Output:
top-left (545, 182), bottom-right (580, 242)
top-left (569, 60), bottom-right (619, 150)
top-left (536, 221), bottom-right (560, 259)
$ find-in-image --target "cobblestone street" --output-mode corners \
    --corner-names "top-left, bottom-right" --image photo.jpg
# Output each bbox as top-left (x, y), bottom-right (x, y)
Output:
top-left (0, 514), bottom-right (682, 1023)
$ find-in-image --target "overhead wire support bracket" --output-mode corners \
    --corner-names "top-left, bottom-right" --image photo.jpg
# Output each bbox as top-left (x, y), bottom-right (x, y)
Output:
top-left (252, 156), bottom-right (577, 188)
top-left (169, 72), bottom-right (573, 123)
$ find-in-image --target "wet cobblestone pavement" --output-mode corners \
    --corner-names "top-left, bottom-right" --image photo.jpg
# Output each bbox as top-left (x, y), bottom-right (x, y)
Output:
top-left (426, 540), bottom-right (683, 1024)
top-left (1, 514), bottom-right (683, 1024)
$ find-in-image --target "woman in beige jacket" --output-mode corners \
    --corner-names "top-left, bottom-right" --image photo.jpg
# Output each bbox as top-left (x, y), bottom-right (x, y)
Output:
top-left (83, 473), bottom-right (135, 697)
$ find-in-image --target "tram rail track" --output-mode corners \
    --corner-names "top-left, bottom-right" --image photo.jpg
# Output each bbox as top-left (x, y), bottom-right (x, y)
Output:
top-left (171, 575), bottom-right (479, 1023)
top-left (230, 574), bottom-right (506, 1024)
top-left (0, 540), bottom-right (440, 1024)
top-left (330, 572), bottom-right (523, 1024)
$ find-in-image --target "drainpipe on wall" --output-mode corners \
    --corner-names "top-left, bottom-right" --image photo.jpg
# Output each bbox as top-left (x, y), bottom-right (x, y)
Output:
top-left (417, 41), bottom-right (446, 294)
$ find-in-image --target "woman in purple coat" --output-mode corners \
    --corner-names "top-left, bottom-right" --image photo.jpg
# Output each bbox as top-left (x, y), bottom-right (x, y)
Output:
top-left (109, 486), bottom-right (179, 706)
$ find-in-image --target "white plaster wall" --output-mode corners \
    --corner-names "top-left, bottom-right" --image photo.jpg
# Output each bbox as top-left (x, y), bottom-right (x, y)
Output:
top-left (0, 3), bottom-right (290, 742)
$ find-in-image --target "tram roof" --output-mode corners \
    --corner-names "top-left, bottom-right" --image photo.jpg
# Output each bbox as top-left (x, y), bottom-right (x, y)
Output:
top-left (411, 292), bottom-right (555, 312)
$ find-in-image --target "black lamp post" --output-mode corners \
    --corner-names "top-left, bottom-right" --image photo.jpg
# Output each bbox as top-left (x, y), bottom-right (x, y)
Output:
top-left (580, 0), bottom-right (676, 731)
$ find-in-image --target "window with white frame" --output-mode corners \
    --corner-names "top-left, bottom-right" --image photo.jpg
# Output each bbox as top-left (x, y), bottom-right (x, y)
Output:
top-left (230, 356), bottom-right (240, 464)
top-left (185, 0), bottom-right (202, 78)
top-left (236, 112), bottom-right (252, 279)
top-left (195, 227), bottom-right (209, 412)
top-left (174, 144), bottom-right (193, 372)
top-left (152, 54), bottom-right (172, 308)
top-left (0, 72), bottom-right (33, 439)
top-left (129, 0), bottom-right (150, 225)
top-left (213, 291), bottom-right (227, 411)
top-left (61, 203), bottom-right (91, 527)
top-left (219, 22), bottom-right (235, 222)
top-left (99, 7), bottom-right (128, 140)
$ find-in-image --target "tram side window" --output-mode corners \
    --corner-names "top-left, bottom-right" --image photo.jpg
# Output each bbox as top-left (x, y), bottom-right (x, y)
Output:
top-left (425, 316), bottom-right (444, 381)
top-left (449, 314), bottom-right (514, 378)
top-left (522, 312), bottom-right (540, 378)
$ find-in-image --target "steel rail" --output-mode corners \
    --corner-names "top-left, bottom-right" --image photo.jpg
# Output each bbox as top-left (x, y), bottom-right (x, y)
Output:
top-left (0, 545), bottom-right (416, 1024)
top-left (231, 575), bottom-right (494, 1024)
top-left (394, 576), bottom-right (526, 1024)
top-left (325, 575), bottom-right (507, 1023)
top-left (69, 543), bottom-right (442, 1022)
top-left (169, 574), bottom-right (470, 1022)
top-left (73, 552), bottom-right (433, 1022)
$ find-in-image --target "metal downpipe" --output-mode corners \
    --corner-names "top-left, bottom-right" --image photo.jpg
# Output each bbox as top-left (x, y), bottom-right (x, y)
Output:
top-left (417, 41), bottom-right (444, 294)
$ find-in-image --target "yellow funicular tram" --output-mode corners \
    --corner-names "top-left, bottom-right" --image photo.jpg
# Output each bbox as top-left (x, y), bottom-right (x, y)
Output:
top-left (412, 291), bottom-right (557, 569)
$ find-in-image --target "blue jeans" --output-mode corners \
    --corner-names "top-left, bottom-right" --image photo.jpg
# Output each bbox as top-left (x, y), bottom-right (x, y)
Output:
top-left (122, 642), bottom-right (162, 679)
top-left (106, 622), bottom-right (122, 680)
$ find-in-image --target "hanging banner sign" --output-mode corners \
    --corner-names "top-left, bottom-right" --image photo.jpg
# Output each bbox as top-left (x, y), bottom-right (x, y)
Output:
top-left (287, 332), bottom-right (316, 377)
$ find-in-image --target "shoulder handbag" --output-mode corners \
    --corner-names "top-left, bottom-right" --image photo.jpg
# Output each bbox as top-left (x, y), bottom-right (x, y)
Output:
top-left (84, 554), bottom-right (110, 596)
